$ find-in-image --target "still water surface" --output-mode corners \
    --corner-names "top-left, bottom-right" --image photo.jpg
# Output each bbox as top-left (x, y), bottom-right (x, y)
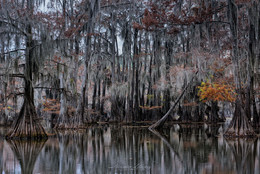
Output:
top-left (0, 124), bottom-right (259, 174)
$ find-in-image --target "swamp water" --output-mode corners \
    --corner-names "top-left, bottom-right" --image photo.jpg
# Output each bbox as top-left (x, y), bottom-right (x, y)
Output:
top-left (0, 124), bottom-right (259, 174)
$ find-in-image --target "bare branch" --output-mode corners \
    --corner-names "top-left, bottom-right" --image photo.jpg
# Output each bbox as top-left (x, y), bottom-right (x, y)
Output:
top-left (0, 74), bottom-right (24, 78)
top-left (1, 48), bottom-right (26, 55)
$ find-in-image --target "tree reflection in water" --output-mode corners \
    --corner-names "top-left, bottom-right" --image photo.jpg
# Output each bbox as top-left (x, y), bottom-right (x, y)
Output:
top-left (226, 139), bottom-right (256, 174)
top-left (0, 125), bottom-right (260, 173)
top-left (7, 139), bottom-right (47, 174)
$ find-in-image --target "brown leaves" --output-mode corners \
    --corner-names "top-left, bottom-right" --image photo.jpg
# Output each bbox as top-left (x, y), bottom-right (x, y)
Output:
top-left (133, 0), bottom-right (218, 33)
top-left (42, 98), bottom-right (60, 114)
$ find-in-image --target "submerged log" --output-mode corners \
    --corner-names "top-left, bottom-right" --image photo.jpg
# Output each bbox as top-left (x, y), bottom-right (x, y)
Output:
top-left (149, 71), bottom-right (198, 130)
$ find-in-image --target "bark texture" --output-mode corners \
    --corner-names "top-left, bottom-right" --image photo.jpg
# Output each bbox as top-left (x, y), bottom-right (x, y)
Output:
top-left (224, 0), bottom-right (256, 137)
top-left (224, 101), bottom-right (255, 138)
top-left (6, 98), bottom-right (47, 139)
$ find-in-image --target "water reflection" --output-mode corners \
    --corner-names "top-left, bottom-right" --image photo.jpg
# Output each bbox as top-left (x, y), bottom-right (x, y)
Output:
top-left (7, 139), bottom-right (47, 174)
top-left (0, 125), bottom-right (259, 173)
top-left (226, 139), bottom-right (256, 174)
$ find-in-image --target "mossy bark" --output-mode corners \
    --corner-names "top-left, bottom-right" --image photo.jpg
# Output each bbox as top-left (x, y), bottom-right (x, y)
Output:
top-left (6, 98), bottom-right (47, 140)
top-left (224, 100), bottom-right (256, 138)
top-left (225, 0), bottom-right (256, 138)
top-left (6, 7), bottom-right (47, 139)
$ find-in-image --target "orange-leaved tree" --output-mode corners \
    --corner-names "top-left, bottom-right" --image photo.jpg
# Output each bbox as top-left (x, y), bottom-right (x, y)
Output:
top-left (197, 76), bottom-right (237, 123)
top-left (197, 81), bottom-right (236, 103)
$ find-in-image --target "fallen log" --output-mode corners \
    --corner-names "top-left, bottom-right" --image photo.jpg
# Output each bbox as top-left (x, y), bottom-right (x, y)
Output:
top-left (149, 71), bottom-right (198, 130)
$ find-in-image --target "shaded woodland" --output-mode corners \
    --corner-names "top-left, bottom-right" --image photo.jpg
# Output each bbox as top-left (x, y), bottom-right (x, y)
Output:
top-left (0, 0), bottom-right (260, 138)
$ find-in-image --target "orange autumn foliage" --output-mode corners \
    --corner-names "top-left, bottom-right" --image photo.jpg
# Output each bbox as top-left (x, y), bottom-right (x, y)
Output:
top-left (197, 81), bottom-right (236, 102)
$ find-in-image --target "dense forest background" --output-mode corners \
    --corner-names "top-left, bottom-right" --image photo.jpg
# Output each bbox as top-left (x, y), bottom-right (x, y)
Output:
top-left (0, 0), bottom-right (259, 138)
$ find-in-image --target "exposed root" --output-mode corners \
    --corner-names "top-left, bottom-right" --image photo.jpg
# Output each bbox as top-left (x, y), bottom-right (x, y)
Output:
top-left (224, 102), bottom-right (256, 138)
top-left (6, 99), bottom-right (48, 140)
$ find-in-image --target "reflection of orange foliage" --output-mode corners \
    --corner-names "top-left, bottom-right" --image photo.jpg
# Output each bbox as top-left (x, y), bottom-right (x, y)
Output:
top-left (198, 81), bottom-right (236, 102)
top-left (139, 105), bottom-right (162, 110)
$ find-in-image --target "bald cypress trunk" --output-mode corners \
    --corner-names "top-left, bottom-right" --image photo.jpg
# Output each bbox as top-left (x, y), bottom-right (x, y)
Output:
top-left (55, 70), bottom-right (70, 129)
top-left (110, 12), bottom-right (119, 121)
top-left (163, 40), bottom-right (172, 115)
top-left (247, 2), bottom-right (260, 127)
top-left (6, 21), bottom-right (47, 139)
top-left (0, 41), bottom-right (7, 125)
top-left (134, 29), bottom-right (139, 121)
top-left (224, 0), bottom-right (255, 137)
top-left (75, 0), bottom-right (99, 127)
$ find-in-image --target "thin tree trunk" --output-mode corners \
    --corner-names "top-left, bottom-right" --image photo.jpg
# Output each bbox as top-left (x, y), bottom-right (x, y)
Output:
top-left (134, 29), bottom-right (139, 120)
top-left (75, 0), bottom-right (99, 127)
top-left (101, 75), bottom-right (106, 115)
top-left (92, 81), bottom-right (97, 110)
top-left (149, 71), bottom-right (198, 130)
top-left (97, 78), bottom-right (101, 111)
top-left (163, 40), bottom-right (173, 114)
top-left (110, 12), bottom-right (119, 121)
top-left (55, 70), bottom-right (69, 129)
